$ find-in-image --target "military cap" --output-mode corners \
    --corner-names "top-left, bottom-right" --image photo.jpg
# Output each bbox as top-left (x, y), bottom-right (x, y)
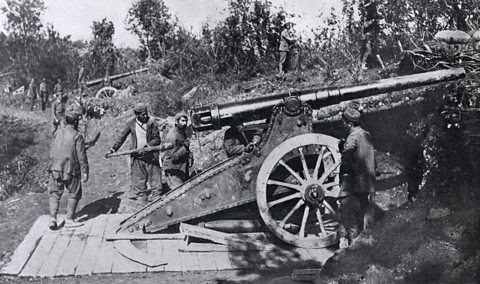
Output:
top-left (65, 104), bottom-right (82, 119)
top-left (134, 103), bottom-right (148, 113)
top-left (175, 112), bottom-right (188, 122)
top-left (342, 107), bottom-right (361, 123)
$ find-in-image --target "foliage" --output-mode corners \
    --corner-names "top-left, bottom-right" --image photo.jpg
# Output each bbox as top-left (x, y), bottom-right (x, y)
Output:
top-left (126, 0), bottom-right (174, 60)
top-left (0, 114), bottom-right (39, 200)
top-left (87, 18), bottom-right (120, 79)
top-left (3, 0), bottom-right (45, 78)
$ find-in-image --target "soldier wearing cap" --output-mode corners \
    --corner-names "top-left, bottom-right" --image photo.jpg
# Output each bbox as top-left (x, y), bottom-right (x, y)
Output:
top-left (338, 107), bottom-right (376, 248)
top-left (163, 112), bottom-right (193, 190)
top-left (50, 92), bottom-right (69, 137)
top-left (109, 103), bottom-right (162, 203)
top-left (47, 105), bottom-right (89, 229)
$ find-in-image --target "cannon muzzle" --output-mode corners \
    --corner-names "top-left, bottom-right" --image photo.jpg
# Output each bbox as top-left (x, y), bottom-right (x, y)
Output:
top-left (191, 68), bottom-right (465, 131)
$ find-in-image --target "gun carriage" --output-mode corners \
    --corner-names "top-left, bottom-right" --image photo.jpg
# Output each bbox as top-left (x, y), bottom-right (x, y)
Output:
top-left (85, 67), bottom-right (149, 99)
top-left (118, 68), bottom-right (465, 249)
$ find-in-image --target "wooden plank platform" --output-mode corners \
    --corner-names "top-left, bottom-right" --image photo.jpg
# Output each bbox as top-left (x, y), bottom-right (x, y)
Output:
top-left (1, 214), bottom-right (335, 278)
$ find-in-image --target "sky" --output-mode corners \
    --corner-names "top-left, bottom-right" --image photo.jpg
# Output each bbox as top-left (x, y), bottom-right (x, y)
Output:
top-left (0, 0), bottom-right (341, 48)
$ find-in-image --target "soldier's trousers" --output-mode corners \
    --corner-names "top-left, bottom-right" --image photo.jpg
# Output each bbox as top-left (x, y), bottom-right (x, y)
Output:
top-left (338, 192), bottom-right (374, 241)
top-left (131, 157), bottom-right (162, 198)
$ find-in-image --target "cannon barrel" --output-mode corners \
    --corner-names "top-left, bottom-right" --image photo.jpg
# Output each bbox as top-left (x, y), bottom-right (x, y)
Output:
top-left (191, 68), bottom-right (465, 131)
top-left (85, 67), bottom-right (149, 87)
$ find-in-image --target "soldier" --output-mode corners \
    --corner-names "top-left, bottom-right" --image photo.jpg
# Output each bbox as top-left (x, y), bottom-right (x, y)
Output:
top-left (27, 78), bottom-right (37, 111)
top-left (39, 78), bottom-right (48, 111)
top-left (50, 93), bottom-right (68, 137)
top-left (163, 112), bottom-right (193, 190)
top-left (54, 78), bottom-right (63, 98)
top-left (223, 125), bottom-right (262, 158)
top-left (77, 65), bottom-right (86, 96)
top-left (278, 23), bottom-right (299, 75)
top-left (47, 105), bottom-right (89, 229)
top-left (109, 103), bottom-right (162, 203)
top-left (337, 107), bottom-right (376, 248)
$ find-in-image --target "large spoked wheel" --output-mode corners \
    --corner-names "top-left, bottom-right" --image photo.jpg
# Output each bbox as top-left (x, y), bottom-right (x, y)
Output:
top-left (256, 133), bottom-right (342, 248)
top-left (95, 86), bottom-right (118, 99)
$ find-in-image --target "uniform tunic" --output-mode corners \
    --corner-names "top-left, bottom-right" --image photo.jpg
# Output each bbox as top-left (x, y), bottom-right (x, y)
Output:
top-left (48, 124), bottom-right (89, 199)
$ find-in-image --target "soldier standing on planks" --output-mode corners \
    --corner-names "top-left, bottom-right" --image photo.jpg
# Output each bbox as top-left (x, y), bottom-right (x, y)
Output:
top-left (47, 105), bottom-right (89, 229)
top-left (108, 103), bottom-right (162, 203)
top-left (337, 107), bottom-right (376, 248)
top-left (163, 112), bottom-right (193, 190)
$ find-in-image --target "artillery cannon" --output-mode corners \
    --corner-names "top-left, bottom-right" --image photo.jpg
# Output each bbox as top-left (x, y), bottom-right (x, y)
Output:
top-left (85, 67), bottom-right (149, 98)
top-left (118, 68), bottom-right (465, 249)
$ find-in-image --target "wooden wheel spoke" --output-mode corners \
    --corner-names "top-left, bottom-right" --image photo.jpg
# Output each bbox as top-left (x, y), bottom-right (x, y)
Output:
top-left (316, 209), bottom-right (327, 237)
top-left (299, 205), bottom-right (310, 237)
top-left (268, 192), bottom-right (301, 208)
top-left (322, 181), bottom-right (339, 189)
top-left (267, 179), bottom-right (302, 191)
top-left (298, 147), bottom-right (310, 180)
top-left (313, 146), bottom-right (325, 179)
top-left (279, 200), bottom-right (304, 228)
top-left (279, 160), bottom-right (305, 184)
top-left (319, 160), bottom-right (341, 183)
top-left (323, 200), bottom-right (337, 215)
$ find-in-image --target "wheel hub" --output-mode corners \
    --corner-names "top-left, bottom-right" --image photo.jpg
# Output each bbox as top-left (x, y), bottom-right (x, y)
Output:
top-left (303, 184), bottom-right (324, 206)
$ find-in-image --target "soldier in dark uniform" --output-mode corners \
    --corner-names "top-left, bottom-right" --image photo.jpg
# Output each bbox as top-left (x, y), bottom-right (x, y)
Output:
top-left (223, 125), bottom-right (262, 158)
top-left (50, 93), bottom-right (68, 137)
top-left (163, 113), bottom-right (193, 190)
top-left (338, 107), bottom-right (376, 248)
top-left (47, 105), bottom-right (89, 229)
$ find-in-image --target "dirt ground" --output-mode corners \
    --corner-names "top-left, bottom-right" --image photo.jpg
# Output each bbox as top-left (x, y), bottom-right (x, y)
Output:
top-left (1, 97), bottom-right (479, 283)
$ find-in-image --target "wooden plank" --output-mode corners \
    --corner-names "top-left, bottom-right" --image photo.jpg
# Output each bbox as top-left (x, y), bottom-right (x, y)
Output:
top-left (37, 230), bottom-right (74, 277)
top-left (92, 215), bottom-right (122, 274)
top-left (197, 251), bottom-right (218, 271)
top-left (306, 248), bottom-right (334, 265)
top-left (55, 220), bottom-right (94, 276)
top-left (146, 240), bottom-right (165, 272)
top-left (162, 240), bottom-right (182, 272)
top-left (19, 226), bottom-right (59, 277)
top-left (176, 240), bottom-right (201, 271)
top-left (243, 250), bottom-right (267, 270)
top-left (1, 215), bottom-right (49, 275)
top-left (291, 268), bottom-right (323, 281)
top-left (105, 233), bottom-right (183, 241)
top-left (213, 251), bottom-right (234, 270)
top-left (111, 240), bottom-right (147, 273)
top-left (74, 215), bottom-right (108, 276)
top-left (228, 251), bottom-right (255, 269)
top-left (180, 223), bottom-right (267, 245)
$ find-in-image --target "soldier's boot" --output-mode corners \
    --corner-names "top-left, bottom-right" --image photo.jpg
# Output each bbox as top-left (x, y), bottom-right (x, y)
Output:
top-left (64, 198), bottom-right (83, 228)
top-left (48, 196), bottom-right (59, 230)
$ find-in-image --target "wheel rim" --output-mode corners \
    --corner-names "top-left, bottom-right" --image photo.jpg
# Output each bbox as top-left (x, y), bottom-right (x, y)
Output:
top-left (256, 133), bottom-right (341, 248)
top-left (95, 86), bottom-right (118, 99)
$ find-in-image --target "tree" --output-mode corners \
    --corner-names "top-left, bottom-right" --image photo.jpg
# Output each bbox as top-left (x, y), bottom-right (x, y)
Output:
top-left (88, 18), bottom-right (119, 79)
top-left (3, 0), bottom-right (45, 78)
top-left (126, 0), bottom-right (174, 60)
